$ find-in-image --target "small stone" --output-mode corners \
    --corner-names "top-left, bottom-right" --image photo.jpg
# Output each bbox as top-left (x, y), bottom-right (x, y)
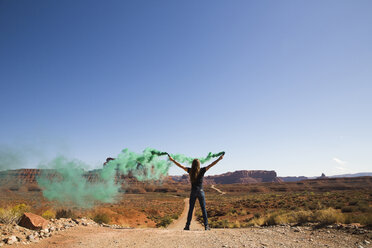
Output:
top-left (357, 245), bottom-right (364, 248)
top-left (363, 240), bottom-right (370, 245)
top-left (6, 235), bottom-right (18, 245)
top-left (27, 234), bottom-right (36, 242)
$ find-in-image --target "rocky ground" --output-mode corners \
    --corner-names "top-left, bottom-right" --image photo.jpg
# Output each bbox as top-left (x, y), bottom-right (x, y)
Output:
top-left (0, 198), bottom-right (371, 247)
top-left (1, 224), bottom-right (370, 248)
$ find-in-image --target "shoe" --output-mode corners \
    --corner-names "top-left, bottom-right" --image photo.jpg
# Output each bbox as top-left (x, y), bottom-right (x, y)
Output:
top-left (205, 225), bottom-right (210, 230)
top-left (184, 226), bottom-right (190, 230)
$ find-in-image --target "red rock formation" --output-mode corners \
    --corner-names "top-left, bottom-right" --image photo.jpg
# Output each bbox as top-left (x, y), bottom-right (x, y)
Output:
top-left (171, 170), bottom-right (282, 184)
top-left (18, 212), bottom-right (49, 230)
top-left (0, 169), bottom-right (282, 189)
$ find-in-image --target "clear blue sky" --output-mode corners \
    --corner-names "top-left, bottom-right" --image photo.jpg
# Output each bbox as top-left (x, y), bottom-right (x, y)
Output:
top-left (1, 0), bottom-right (371, 177)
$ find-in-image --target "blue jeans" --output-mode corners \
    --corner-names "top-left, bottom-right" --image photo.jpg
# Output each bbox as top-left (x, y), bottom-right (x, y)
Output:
top-left (186, 188), bottom-right (208, 227)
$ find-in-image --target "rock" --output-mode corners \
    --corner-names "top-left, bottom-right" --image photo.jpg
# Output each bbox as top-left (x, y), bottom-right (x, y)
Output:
top-left (27, 234), bottom-right (37, 242)
top-left (6, 235), bottom-right (18, 245)
top-left (18, 213), bottom-right (49, 230)
top-left (363, 240), bottom-right (370, 245)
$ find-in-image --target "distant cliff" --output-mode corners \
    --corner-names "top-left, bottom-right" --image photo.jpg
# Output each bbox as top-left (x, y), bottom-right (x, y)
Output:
top-left (172, 170), bottom-right (282, 184)
top-left (1, 168), bottom-right (282, 187)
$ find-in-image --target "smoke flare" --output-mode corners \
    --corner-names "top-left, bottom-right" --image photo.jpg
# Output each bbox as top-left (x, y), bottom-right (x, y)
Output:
top-left (37, 148), bottom-right (225, 208)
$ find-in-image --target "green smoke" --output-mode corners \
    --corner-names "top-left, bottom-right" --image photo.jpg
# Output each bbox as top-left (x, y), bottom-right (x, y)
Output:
top-left (37, 148), bottom-right (224, 208)
top-left (106, 148), bottom-right (225, 181)
top-left (37, 156), bottom-right (120, 208)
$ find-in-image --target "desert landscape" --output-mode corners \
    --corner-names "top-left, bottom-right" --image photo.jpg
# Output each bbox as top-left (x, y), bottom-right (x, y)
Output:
top-left (0, 167), bottom-right (371, 247)
top-left (1, 0), bottom-right (372, 247)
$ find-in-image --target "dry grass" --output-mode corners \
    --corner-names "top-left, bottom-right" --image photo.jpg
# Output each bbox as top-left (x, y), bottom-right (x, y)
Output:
top-left (0, 203), bottom-right (29, 224)
top-left (41, 209), bottom-right (56, 220)
top-left (198, 189), bottom-right (371, 228)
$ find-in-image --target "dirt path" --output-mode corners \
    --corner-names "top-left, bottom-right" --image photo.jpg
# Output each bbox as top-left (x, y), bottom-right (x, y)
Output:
top-left (16, 225), bottom-right (369, 248)
top-left (14, 199), bottom-right (370, 248)
top-left (211, 184), bottom-right (226, 195)
top-left (167, 198), bottom-right (204, 230)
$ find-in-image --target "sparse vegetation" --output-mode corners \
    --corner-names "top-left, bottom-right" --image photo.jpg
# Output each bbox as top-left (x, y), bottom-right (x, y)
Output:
top-left (154, 215), bottom-right (173, 227)
top-left (42, 209), bottom-right (56, 219)
top-left (0, 203), bottom-right (29, 224)
top-left (195, 189), bottom-right (372, 228)
top-left (93, 212), bottom-right (111, 224)
top-left (56, 209), bottom-right (75, 219)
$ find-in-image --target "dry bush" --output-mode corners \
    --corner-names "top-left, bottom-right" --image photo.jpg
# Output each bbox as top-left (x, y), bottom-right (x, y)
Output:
top-left (93, 212), bottom-right (111, 224)
top-left (293, 210), bottom-right (313, 224)
top-left (56, 209), bottom-right (75, 219)
top-left (313, 208), bottom-right (344, 226)
top-left (362, 213), bottom-right (372, 227)
top-left (41, 210), bottom-right (55, 220)
top-left (0, 203), bottom-right (29, 224)
top-left (155, 215), bottom-right (173, 227)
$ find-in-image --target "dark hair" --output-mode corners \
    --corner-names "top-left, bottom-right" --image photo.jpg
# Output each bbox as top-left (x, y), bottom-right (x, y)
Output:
top-left (189, 159), bottom-right (200, 184)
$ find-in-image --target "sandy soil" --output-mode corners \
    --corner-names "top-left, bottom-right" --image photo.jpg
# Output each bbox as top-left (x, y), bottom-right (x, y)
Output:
top-left (13, 198), bottom-right (371, 248)
top-left (211, 184), bottom-right (226, 195)
top-left (167, 198), bottom-right (204, 231)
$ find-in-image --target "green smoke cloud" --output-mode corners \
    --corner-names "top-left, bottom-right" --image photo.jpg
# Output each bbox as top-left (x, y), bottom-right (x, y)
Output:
top-left (37, 148), bottom-right (224, 208)
top-left (37, 156), bottom-right (120, 208)
top-left (106, 148), bottom-right (225, 181)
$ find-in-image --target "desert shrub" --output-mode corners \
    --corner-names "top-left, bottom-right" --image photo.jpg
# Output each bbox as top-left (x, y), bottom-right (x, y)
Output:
top-left (56, 209), bottom-right (75, 219)
top-left (239, 209), bottom-right (248, 215)
top-left (263, 212), bottom-right (289, 226)
top-left (93, 213), bottom-right (111, 224)
top-left (357, 203), bottom-right (369, 213)
top-left (254, 212), bottom-right (261, 218)
top-left (250, 187), bottom-right (261, 193)
top-left (349, 200), bottom-right (358, 206)
top-left (248, 216), bottom-right (265, 226)
top-left (313, 208), bottom-right (344, 226)
top-left (144, 185), bottom-right (155, 192)
top-left (42, 210), bottom-right (55, 220)
top-left (293, 210), bottom-right (312, 224)
top-left (129, 187), bottom-right (146, 194)
top-left (361, 213), bottom-right (372, 227)
top-left (155, 216), bottom-right (173, 227)
top-left (28, 186), bottom-right (41, 192)
top-left (334, 204), bottom-right (342, 209)
top-left (171, 213), bottom-right (179, 220)
top-left (0, 203), bottom-right (29, 224)
top-left (341, 206), bottom-right (353, 213)
top-left (344, 214), bottom-right (354, 224)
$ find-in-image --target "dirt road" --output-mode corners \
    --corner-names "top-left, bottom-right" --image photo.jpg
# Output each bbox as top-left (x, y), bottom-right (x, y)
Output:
top-left (16, 199), bottom-right (370, 248)
top-left (211, 184), bottom-right (226, 195)
top-left (17, 225), bottom-right (369, 248)
top-left (167, 198), bottom-right (204, 230)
